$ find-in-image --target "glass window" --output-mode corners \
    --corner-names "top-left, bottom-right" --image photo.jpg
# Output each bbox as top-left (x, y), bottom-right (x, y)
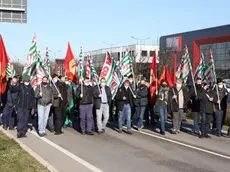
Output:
top-left (141, 50), bottom-right (147, 57)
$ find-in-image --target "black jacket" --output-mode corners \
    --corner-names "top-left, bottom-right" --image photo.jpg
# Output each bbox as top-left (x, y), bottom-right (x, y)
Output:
top-left (93, 85), bottom-right (112, 109)
top-left (115, 86), bottom-right (134, 112)
top-left (215, 87), bottom-right (228, 110)
top-left (10, 83), bottom-right (36, 110)
top-left (76, 84), bottom-right (94, 105)
top-left (199, 88), bottom-right (217, 114)
top-left (168, 86), bottom-right (189, 113)
top-left (52, 82), bottom-right (68, 108)
top-left (189, 85), bottom-right (203, 112)
top-left (6, 83), bottom-right (19, 107)
top-left (134, 85), bottom-right (148, 107)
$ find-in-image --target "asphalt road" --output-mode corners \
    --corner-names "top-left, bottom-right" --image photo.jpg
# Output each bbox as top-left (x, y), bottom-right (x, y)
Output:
top-left (41, 126), bottom-right (230, 172)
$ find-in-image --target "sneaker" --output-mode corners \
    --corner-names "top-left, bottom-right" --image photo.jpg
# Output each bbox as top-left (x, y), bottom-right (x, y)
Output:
top-left (160, 131), bottom-right (165, 135)
top-left (176, 130), bottom-right (181, 133)
top-left (86, 131), bottom-right (94, 136)
top-left (3, 124), bottom-right (7, 130)
top-left (205, 134), bottom-right (211, 138)
top-left (98, 131), bottom-right (103, 135)
top-left (199, 134), bottom-right (205, 139)
top-left (127, 130), bottom-right (133, 135)
top-left (172, 129), bottom-right (177, 134)
top-left (102, 129), bottom-right (105, 133)
top-left (81, 131), bottom-right (86, 135)
top-left (17, 133), bottom-right (23, 138)
top-left (118, 129), bottom-right (123, 133)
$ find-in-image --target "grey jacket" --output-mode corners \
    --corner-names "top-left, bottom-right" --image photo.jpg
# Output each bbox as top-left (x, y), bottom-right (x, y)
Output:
top-left (35, 84), bottom-right (53, 106)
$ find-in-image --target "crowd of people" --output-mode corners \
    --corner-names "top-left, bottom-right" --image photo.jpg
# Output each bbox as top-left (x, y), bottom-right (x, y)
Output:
top-left (0, 74), bottom-right (230, 139)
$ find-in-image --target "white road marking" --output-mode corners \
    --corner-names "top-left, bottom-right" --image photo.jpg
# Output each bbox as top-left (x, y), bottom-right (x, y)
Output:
top-left (29, 130), bottom-right (103, 172)
top-left (0, 127), bottom-right (59, 172)
top-left (133, 129), bottom-right (230, 160)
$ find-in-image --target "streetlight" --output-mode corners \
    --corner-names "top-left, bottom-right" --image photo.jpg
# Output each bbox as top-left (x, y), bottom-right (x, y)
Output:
top-left (102, 41), bottom-right (119, 53)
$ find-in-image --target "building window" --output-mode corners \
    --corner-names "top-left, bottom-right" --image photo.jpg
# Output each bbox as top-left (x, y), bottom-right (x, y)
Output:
top-left (150, 51), bottom-right (155, 57)
top-left (141, 50), bottom-right (147, 57)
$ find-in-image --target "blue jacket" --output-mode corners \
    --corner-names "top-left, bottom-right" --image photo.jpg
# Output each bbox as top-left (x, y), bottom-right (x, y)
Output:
top-left (11, 83), bottom-right (36, 110)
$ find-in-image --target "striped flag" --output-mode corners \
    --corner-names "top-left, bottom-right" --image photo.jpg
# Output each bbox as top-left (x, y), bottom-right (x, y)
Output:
top-left (43, 47), bottom-right (51, 76)
top-left (100, 52), bottom-right (123, 99)
top-left (121, 48), bottom-right (133, 77)
top-left (6, 57), bottom-right (16, 78)
top-left (77, 47), bottom-right (84, 81)
top-left (22, 34), bottom-right (38, 79)
top-left (175, 46), bottom-right (192, 83)
top-left (86, 55), bottom-right (91, 79)
top-left (194, 53), bottom-right (206, 80)
top-left (89, 55), bottom-right (99, 84)
top-left (203, 49), bottom-right (215, 85)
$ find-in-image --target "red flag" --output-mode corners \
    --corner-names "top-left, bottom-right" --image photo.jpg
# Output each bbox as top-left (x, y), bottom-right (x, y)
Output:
top-left (149, 50), bottom-right (158, 103)
top-left (171, 52), bottom-right (177, 85)
top-left (158, 65), bottom-right (173, 88)
top-left (64, 42), bottom-right (77, 83)
top-left (0, 35), bottom-right (9, 94)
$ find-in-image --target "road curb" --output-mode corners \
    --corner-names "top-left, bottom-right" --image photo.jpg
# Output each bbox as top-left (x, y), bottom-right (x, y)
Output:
top-left (0, 127), bottom-right (59, 172)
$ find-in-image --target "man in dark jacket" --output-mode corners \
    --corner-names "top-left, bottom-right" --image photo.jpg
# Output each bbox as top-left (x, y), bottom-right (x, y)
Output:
top-left (169, 78), bottom-right (189, 134)
top-left (76, 77), bottom-right (94, 135)
top-left (199, 82), bottom-right (217, 138)
top-left (52, 76), bottom-right (69, 135)
top-left (2, 76), bottom-right (18, 130)
top-left (132, 79), bottom-right (148, 131)
top-left (190, 77), bottom-right (203, 135)
top-left (115, 80), bottom-right (136, 134)
top-left (93, 78), bottom-right (112, 134)
top-left (11, 75), bottom-right (36, 138)
top-left (35, 76), bottom-right (53, 136)
top-left (212, 79), bottom-right (228, 136)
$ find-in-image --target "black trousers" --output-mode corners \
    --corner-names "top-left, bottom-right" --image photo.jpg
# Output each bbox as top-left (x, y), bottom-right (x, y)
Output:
top-left (54, 107), bottom-right (65, 133)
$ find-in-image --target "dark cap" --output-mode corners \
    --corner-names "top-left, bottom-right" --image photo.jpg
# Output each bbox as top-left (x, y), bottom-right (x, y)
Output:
top-left (23, 75), bottom-right (30, 82)
top-left (217, 78), bottom-right (223, 84)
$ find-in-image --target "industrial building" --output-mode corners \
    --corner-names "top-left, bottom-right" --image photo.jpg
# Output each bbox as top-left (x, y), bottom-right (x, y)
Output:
top-left (160, 24), bottom-right (230, 79)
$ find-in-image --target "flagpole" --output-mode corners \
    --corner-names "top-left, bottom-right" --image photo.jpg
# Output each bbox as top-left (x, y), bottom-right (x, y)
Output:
top-left (210, 49), bottom-right (221, 110)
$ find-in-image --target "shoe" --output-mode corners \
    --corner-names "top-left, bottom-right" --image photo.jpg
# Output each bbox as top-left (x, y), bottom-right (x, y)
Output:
top-left (86, 131), bottom-right (94, 135)
top-left (98, 131), bottom-right (103, 135)
top-left (22, 134), bottom-right (27, 138)
top-left (172, 129), bottom-right (177, 134)
top-left (205, 134), bottom-right (211, 138)
top-left (9, 127), bottom-right (15, 130)
top-left (63, 125), bottom-right (67, 128)
top-left (39, 133), bottom-right (46, 137)
top-left (81, 132), bottom-right (86, 135)
top-left (54, 131), bottom-right (64, 135)
top-left (127, 130), bottom-right (133, 135)
top-left (160, 131), bottom-right (166, 135)
top-left (102, 129), bottom-right (105, 133)
top-left (176, 130), bottom-right (181, 133)
top-left (3, 124), bottom-right (7, 130)
top-left (17, 133), bottom-right (23, 138)
top-left (118, 129), bottom-right (123, 133)
top-left (50, 129), bottom-right (54, 133)
top-left (199, 134), bottom-right (205, 139)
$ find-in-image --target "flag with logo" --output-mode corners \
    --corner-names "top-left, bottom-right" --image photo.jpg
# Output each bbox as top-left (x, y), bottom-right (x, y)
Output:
top-left (43, 47), bottom-right (51, 76)
top-left (6, 57), bottom-right (16, 78)
top-left (77, 47), bottom-right (84, 82)
top-left (203, 49), bottom-right (215, 85)
top-left (121, 48), bottom-right (133, 77)
top-left (0, 34), bottom-right (9, 94)
top-left (194, 53), bottom-right (206, 80)
top-left (175, 46), bottom-right (192, 84)
top-left (86, 55), bottom-right (91, 79)
top-left (150, 50), bottom-right (158, 99)
top-left (64, 43), bottom-right (77, 83)
top-left (100, 52), bottom-right (123, 99)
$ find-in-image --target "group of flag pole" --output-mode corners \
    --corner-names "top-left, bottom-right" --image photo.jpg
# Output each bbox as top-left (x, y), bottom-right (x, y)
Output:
top-left (0, 34), bottom-right (221, 106)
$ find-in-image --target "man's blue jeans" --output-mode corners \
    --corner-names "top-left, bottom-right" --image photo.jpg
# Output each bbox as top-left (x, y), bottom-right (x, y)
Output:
top-left (159, 105), bottom-right (167, 132)
top-left (37, 104), bottom-right (51, 134)
top-left (119, 104), bottom-right (131, 131)
top-left (133, 106), bottom-right (146, 128)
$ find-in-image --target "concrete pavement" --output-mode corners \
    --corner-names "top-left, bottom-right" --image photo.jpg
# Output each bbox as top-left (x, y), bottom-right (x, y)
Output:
top-left (1, 126), bottom-right (230, 172)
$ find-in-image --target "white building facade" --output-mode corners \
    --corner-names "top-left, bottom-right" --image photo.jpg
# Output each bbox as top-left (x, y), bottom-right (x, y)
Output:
top-left (85, 44), bottom-right (159, 68)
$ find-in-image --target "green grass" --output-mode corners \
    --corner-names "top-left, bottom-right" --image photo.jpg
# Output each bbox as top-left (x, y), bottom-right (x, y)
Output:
top-left (0, 132), bottom-right (49, 172)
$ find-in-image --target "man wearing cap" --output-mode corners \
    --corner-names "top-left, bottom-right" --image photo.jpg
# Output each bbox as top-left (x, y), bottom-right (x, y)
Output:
top-left (189, 77), bottom-right (203, 135)
top-left (10, 75), bottom-right (36, 138)
top-left (168, 78), bottom-right (189, 134)
top-left (212, 79), bottom-right (228, 136)
top-left (199, 81), bottom-right (217, 138)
